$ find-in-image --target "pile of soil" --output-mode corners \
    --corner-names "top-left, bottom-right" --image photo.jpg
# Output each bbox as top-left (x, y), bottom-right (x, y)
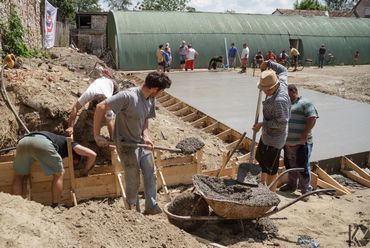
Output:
top-left (193, 175), bottom-right (280, 207)
top-left (0, 47), bottom-right (227, 169)
top-left (175, 137), bottom-right (205, 154)
top-left (0, 192), bottom-right (205, 248)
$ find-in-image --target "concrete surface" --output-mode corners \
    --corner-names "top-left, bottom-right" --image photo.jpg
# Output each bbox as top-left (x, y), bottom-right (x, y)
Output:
top-left (148, 70), bottom-right (370, 161)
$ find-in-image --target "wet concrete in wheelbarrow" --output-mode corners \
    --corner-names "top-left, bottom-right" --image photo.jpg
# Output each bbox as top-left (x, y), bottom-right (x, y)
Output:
top-left (175, 137), bottom-right (205, 154)
top-left (193, 175), bottom-right (280, 207)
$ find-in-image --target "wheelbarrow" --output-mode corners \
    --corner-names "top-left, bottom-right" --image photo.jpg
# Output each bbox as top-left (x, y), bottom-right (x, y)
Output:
top-left (164, 170), bottom-right (335, 231)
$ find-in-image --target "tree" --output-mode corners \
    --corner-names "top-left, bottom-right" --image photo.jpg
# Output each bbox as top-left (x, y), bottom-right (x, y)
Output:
top-left (47, 0), bottom-right (75, 22)
top-left (324, 0), bottom-right (357, 10)
top-left (294, 0), bottom-right (328, 10)
top-left (105, 0), bottom-right (132, 10)
top-left (134, 0), bottom-right (191, 11)
top-left (74, 0), bottom-right (101, 12)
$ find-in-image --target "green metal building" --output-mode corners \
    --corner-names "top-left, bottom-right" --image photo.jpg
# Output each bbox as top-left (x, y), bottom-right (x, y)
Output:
top-left (107, 11), bottom-right (370, 70)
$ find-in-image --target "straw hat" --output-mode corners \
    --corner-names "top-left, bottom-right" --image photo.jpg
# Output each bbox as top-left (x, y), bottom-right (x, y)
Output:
top-left (257, 70), bottom-right (279, 90)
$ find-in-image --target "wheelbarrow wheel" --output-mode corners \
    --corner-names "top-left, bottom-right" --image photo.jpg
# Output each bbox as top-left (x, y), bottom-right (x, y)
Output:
top-left (167, 191), bottom-right (209, 231)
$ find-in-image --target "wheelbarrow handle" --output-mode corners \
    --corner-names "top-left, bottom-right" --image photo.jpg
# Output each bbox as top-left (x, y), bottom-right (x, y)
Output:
top-left (268, 168), bottom-right (305, 190)
top-left (263, 188), bottom-right (336, 218)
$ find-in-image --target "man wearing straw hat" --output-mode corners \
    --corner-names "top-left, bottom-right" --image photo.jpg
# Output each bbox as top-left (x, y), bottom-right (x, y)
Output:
top-left (252, 60), bottom-right (290, 192)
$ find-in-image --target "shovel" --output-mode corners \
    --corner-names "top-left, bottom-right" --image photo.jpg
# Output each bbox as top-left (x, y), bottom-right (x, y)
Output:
top-left (236, 89), bottom-right (263, 186)
top-left (121, 142), bottom-right (183, 153)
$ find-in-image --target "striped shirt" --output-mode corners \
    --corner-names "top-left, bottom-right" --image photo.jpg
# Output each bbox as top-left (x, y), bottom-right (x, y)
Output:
top-left (261, 61), bottom-right (291, 149)
top-left (286, 96), bottom-right (319, 145)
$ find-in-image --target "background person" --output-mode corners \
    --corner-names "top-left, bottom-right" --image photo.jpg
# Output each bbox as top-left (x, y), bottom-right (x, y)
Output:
top-left (208, 55), bottom-right (223, 70)
top-left (318, 44), bottom-right (326, 68)
top-left (178, 41), bottom-right (188, 70)
top-left (228, 43), bottom-right (238, 69)
top-left (185, 44), bottom-right (199, 71)
top-left (290, 46), bottom-right (300, 71)
top-left (239, 43), bottom-right (249, 73)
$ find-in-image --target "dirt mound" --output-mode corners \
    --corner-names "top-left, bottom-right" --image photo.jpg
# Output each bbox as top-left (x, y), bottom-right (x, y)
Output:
top-left (0, 192), bottom-right (204, 248)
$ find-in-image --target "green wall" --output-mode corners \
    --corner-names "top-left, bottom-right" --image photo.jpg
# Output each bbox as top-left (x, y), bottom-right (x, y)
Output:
top-left (107, 11), bottom-right (370, 70)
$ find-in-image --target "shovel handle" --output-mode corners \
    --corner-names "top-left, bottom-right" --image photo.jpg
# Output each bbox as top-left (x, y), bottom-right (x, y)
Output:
top-left (249, 89), bottom-right (263, 164)
top-left (121, 143), bottom-right (182, 153)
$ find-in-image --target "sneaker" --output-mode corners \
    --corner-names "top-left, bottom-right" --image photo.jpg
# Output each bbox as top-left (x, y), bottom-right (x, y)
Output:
top-left (143, 204), bottom-right (162, 215)
top-left (279, 184), bottom-right (296, 192)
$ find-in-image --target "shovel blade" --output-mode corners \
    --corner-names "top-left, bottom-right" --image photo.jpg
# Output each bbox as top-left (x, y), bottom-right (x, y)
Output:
top-left (236, 163), bottom-right (261, 186)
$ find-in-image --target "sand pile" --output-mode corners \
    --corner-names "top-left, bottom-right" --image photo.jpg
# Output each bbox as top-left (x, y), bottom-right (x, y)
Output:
top-left (0, 192), bottom-right (204, 248)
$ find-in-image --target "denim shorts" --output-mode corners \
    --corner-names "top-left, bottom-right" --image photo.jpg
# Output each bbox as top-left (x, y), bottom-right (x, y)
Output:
top-left (13, 134), bottom-right (64, 176)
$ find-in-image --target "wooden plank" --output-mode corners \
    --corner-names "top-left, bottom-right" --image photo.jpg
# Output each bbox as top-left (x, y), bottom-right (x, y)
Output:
top-left (173, 106), bottom-right (190, 116)
top-left (203, 167), bottom-right (233, 177)
top-left (191, 116), bottom-right (208, 128)
top-left (225, 139), bottom-right (239, 151)
top-left (90, 166), bottom-right (115, 175)
top-left (167, 102), bottom-right (183, 111)
top-left (201, 122), bottom-right (219, 133)
top-left (195, 149), bottom-right (203, 174)
top-left (32, 190), bottom-right (72, 205)
top-left (155, 162), bottom-right (198, 187)
top-left (341, 169), bottom-right (370, 188)
top-left (316, 178), bottom-right (348, 196)
top-left (160, 155), bottom-right (195, 167)
top-left (0, 185), bottom-right (12, 194)
top-left (75, 174), bottom-right (116, 188)
top-left (31, 180), bottom-right (72, 193)
top-left (67, 137), bottom-right (76, 192)
top-left (342, 156), bottom-right (370, 181)
top-left (315, 165), bottom-right (351, 194)
top-left (181, 112), bottom-right (198, 122)
top-left (0, 154), bottom-right (15, 162)
top-left (216, 129), bottom-right (231, 140)
top-left (161, 98), bottom-right (177, 107)
top-left (311, 172), bottom-right (318, 190)
top-left (157, 94), bottom-right (170, 103)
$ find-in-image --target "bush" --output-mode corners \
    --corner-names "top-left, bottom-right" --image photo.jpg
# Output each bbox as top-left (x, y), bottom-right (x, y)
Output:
top-left (0, 10), bottom-right (34, 57)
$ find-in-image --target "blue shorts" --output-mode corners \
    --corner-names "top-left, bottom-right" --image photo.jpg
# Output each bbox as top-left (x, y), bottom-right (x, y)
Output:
top-left (179, 55), bottom-right (186, 64)
top-left (13, 134), bottom-right (64, 176)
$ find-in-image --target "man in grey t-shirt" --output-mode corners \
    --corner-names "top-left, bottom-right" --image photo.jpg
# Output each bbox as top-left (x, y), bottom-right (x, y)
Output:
top-left (93, 71), bottom-right (172, 215)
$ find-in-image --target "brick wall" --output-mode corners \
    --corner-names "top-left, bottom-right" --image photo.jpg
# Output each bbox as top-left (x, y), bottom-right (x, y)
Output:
top-left (0, 0), bottom-right (42, 50)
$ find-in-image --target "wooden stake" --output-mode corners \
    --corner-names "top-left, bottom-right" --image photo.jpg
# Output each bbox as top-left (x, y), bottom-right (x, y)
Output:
top-left (342, 156), bottom-right (370, 181)
top-left (154, 151), bottom-right (170, 201)
top-left (315, 164), bottom-right (351, 194)
top-left (67, 137), bottom-right (77, 206)
top-left (316, 178), bottom-right (348, 196)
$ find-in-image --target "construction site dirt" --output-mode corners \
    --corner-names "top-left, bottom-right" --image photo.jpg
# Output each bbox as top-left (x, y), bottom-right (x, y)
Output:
top-left (0, 47), bottom-right (369, 248)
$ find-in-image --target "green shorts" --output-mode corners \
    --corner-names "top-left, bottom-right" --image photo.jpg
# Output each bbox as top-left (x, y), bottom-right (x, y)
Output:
top-left (13, 134), bottom-right (64, 176)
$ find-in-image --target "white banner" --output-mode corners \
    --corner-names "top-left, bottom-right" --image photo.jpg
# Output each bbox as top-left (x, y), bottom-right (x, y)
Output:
top-left (44, 0), bottom-right (57, 48)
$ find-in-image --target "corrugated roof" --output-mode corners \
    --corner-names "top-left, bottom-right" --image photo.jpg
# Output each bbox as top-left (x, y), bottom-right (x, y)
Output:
top-left (272, 8), bottom-right (329, 17)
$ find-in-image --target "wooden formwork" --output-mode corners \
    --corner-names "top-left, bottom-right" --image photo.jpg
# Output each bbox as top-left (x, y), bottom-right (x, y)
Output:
top-left (0, 139), bottom-right (203, 207)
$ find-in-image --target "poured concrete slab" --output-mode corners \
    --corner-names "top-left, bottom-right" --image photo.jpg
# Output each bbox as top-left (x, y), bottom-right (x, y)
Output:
top-left (150, 71), bottom-right (370, 161)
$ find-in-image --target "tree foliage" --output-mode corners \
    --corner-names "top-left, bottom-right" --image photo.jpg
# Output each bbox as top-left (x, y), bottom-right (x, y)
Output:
top-left (46, 0), bottom-right (75, 22)
top-left (74, 0), bottom-right (101, 12)
top-left (294, 0), bottom-right (328, 10)
top-left (105, 0), bottom-right (132, 10)
top-left (0, 10), bottom-right (33, 57)
top-left (134, 0), bottom-right (191, 11)
top-left (324, 0), bottom-right (357, 10)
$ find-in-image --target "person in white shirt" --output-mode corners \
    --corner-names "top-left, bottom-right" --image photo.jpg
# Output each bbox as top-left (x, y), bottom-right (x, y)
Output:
top-left (66, 69), bottom-right (118, 138)
top-left (185, 44), bottom-right (199, 71)
top-left (240, 43), bottom-right (250, 74)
